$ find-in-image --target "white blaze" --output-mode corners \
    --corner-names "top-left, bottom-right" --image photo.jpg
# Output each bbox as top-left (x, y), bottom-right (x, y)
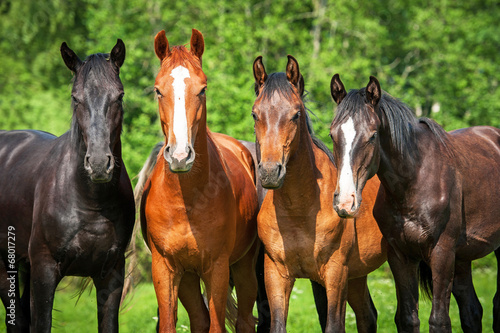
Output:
top-left (339, 117), bottom-right (357, 198)
top-left (170, 65), bottom-right (191, 154)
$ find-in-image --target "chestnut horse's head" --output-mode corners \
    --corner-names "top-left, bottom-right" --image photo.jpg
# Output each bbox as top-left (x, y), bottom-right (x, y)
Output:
top-left (61, 40), bottom-right (126, 183)
top-left (153, 29), bottom-right (207, 173)
top-left (252, 55), bottom-right (305, 189)
top-left (329, 74), bottom-right (382, 217)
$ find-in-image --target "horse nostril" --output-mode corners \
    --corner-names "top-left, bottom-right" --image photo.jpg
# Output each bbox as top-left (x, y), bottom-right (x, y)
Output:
top-left (106, 154), bottom-right (114, 173)
top-left (84, 155), bottom-right (91, 171)
top-left (186, 146), bottom-right (194, 161)
top-left (276, 163), bottom-right (283, 177)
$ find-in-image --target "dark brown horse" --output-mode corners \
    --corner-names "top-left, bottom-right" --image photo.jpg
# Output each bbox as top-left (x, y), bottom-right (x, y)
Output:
top-left (252, 56), bottom-right (386, 332)
top-left (140, 29), bottom-right (259, 332)
top-left (0, 40), bottom-right (135, 332)
top-left (329, 74), bottom-right (500, 332)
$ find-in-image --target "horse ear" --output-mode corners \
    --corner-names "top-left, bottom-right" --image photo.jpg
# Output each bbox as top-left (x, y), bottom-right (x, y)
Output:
top-left (110, 39), bottom-right (126, 69)
top-left (60, 42), bottom-right (82, 73)
top-left (190, 29), bottom-right (204, 63)
top-left (330, 74), bottom-right (346, 105)
top-left (366, 76), bottom-right (381, 107)
top-left (286, 55), bottom-right (303, 96)
top-left (154, 30), bottom-right (170, 62)
top-left (253, 56), bottom-right (267, 96)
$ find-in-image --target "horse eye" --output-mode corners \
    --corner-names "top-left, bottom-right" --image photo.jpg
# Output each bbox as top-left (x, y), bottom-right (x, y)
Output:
top-left (154, 88), bottom-right (163, 98)
top-left (251, 112), bottom-right (258, 121)
top-left (199, 87), bottom-right (207, 97)
top-left (117, 93), bottom-right (124, 103)
top-left (72, 96), bottom-right (80, 105)
top-left (369, 132), bottom-right (378, 143)
top-left (292, 111), bottom-right (300, 121)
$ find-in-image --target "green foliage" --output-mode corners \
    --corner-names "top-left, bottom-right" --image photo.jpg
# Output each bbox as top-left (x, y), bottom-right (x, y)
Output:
top-left (1, 0), bottom-right (498, 179)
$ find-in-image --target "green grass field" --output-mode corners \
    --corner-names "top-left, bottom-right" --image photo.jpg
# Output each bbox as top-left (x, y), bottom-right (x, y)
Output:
top-left (1, 254), bottom-right (496, 332)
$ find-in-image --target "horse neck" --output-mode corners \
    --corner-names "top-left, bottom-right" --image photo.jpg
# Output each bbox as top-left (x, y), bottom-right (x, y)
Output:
top-left (377, 127), bottom-right (419, 200)
top-left (275, 123), bottom-right (320, 207)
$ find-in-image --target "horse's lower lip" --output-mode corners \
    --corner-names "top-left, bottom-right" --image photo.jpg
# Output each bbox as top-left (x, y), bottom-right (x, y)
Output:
top-left (90, 174), bottom-right (112, 183)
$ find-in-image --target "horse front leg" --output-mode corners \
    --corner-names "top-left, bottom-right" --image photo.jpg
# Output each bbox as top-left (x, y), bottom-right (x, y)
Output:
top-left (203, 257), bottom-right (231, 333)
top-left (151, 250), bottom-right (181, 333)
top-left (387, 245), bottom-right (420, 333)
top-left (452, 260), bottom-right (482, 333)
top-left (494, 248), bottom-right (500, 333)
top-left (263, 252), bottom-right (294, 333)
top-left (323, 262), bottom-right (349, 333)
top-left (0, 259), bottom-right (29, 332)
top-left (178, 272), bottom-right (209, 332)
top-left (93, 257), bottom-right (125, 333)
top-left (347, 276), bottom-right (377, 333)
top-left (29, 254), bottom-right (61, 333)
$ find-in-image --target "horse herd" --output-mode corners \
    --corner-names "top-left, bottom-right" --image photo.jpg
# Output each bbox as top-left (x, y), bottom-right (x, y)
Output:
top-left (0, 28), bottom-right (499, 333)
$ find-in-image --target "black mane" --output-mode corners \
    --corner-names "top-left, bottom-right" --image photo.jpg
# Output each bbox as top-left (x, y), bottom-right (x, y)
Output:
top-left (257, 72), bottom-right (335, 164)
top-left (333, 88), bottom-right (453, 164)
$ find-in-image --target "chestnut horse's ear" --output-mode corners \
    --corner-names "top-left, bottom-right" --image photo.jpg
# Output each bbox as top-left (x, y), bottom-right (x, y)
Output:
top-left (190, 29), bottom-right (204, 63)
top-left (286, 55), bottom-right (304, 96)
top-left (60, 42), bottom-right (82, 73)
top-left (330, 74), bottom-right (346, 105)
top-left (366, 76), bottom-right (381, 107)
top-left (253, 56), bottom-right (267, 96)
top-left (154, 30), bottom-right (170, 62)
top-left (110, 39), bottom-right (126, 69)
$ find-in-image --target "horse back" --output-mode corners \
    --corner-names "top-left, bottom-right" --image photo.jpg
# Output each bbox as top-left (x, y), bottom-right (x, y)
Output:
top-left (449, 126), bottom-right (500, 258)
top-left (0, 130), bottom-right (59, 258)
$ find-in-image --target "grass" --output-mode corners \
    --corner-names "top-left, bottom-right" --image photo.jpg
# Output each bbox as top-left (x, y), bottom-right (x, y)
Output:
top-left (0, 253), bottom-right (496, 332)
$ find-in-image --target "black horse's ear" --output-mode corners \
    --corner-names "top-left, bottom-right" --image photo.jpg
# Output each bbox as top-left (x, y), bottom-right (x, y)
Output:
top-left (190, 29), bottom-right (204, 64)
top-left (366, 76), bottom-right (381, 107)
top-left (253, 56), bottom-right (267, 96)
top-left (60, 42), bottom-right (82, 73)
top-left (286, 55), bottom-right (303, 96)
top-left (330, 74), bottom-right (346, 105)
top-left (110, 39), bottom-right (126, 69)
top-left (154, 30), bottom-right (170, 62)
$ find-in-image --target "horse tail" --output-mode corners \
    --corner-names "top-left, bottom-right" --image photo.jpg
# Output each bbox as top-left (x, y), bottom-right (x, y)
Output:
top-left (418, 260), bottom-right (433, 300)
top-left (121, 142), bottom-right (163, 305)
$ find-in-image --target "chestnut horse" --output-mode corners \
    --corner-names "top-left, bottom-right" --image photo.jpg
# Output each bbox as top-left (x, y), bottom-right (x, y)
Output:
top-left (0, 40), bottom-right (135, 332)
top-left (252, 56), bottom-right (386, 332)
top-left (329, 74), bottom-right (500, 332)
top-left (140, 29), bottom-right (259, 332)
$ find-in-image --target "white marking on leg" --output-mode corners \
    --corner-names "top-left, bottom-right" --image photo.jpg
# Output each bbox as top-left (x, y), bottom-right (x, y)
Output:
top-left (170, 65), bottom-right (191, 158)
top-left (339, 117), bottom-right (357, 204)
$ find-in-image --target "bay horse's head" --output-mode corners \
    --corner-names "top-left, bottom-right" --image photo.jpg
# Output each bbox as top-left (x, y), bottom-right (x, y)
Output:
top-left (153, 29), bottom-right (206, 173)
top-left (329, 74), bottom-right (382, 217)
top-left (60, 40), bottom-right (126, 183)
top-left (252, 55), bottom-right (305, 189)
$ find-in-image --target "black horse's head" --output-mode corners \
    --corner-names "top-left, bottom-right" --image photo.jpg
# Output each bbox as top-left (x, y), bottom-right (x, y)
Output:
top-left (60, 40), bottom-right (126, 183)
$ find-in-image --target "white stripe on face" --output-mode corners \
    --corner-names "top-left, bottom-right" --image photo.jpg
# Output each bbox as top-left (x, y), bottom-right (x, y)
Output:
top-left (339, 117), bottom-right (357, 197)
top-left (170, 65), bottom-right (191, 151)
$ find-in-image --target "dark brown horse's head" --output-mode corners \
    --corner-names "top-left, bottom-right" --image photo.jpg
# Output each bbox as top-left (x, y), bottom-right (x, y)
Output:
top-left (153, 29), bottom-right (206, 173)
top-left (61, 40), bottom-right (126, 183)
top-left (252, 55), bottom-right (305, 189)
top-left (329, 74), bottom-right (381, 217)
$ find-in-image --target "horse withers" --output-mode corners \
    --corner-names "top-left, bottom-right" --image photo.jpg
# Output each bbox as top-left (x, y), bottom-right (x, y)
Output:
top-left (0, 40), bottom-right (135, 332)
top-left (252, 55), bottom-right (386, 332)
top-left (329, 74), bottom-right (500, 332)
top-left (139, 29), bottom-right (259, 332)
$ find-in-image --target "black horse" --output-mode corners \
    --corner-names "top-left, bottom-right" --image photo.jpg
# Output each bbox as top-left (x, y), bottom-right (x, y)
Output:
top-left (0, 40), bottom-right (135, 332)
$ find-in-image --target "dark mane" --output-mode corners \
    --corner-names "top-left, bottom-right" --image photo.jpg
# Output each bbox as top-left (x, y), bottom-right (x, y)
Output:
top-left (257, 73), bottom-right (335, 164)
top-left (333, 88), bottom-right (454, 164)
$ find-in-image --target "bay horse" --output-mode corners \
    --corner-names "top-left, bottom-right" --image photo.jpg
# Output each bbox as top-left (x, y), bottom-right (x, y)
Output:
top-left (329, 74), bottom-right (500, 332)
top-left (140, 29), bottom-right (259, 332)
top-left (0, 40), bottom-right (135, 332)
top-left (252, 55), bottom-right (386, 332)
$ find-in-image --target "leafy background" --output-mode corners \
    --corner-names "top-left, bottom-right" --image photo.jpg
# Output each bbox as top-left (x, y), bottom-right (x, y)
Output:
top-left (0, 0), bottom-right (499, 331)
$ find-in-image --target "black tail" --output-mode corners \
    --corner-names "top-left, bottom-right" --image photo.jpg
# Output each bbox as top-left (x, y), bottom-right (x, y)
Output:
top-left (418, 261), bottom-right (433, 300)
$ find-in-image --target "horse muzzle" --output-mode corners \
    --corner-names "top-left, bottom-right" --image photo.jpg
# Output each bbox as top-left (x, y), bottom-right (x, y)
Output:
top-left (333, 190), bottom-right (361, 218)
top-left (259, 161), bottom-right (286, 189)
top-left (84, 152), bottom-right (114, 183)
top-left (164, 143), bottom-right (195, 173)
